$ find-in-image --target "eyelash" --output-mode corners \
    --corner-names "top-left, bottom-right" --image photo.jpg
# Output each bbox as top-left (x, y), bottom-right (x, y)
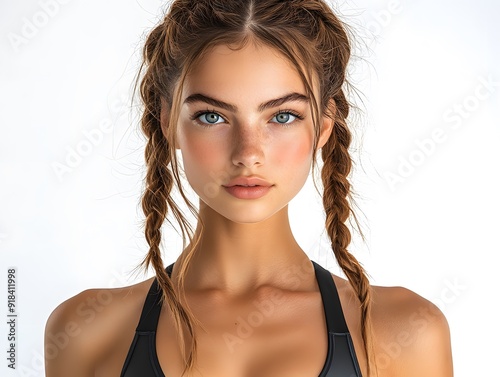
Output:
top-left (273, 109), bottom-right (305, 127)
top-left (190, 108), bottom-right (305, 128)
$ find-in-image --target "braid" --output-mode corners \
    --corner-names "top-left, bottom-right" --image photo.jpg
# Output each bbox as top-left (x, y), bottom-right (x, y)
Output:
top-left (133, 1), bottom-right (376, 375)
top-left (135, 23), bottom-right (202, 377)
top-left (321, 90), bottom-right (376, 376)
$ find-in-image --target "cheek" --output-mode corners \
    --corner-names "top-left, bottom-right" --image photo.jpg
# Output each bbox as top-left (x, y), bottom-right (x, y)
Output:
top-left (178, 130), bottom-right (225, 181)
top-left (272, 131), bottom-right (313, 168)
top-left (185, 139), bottom-right (215, 165)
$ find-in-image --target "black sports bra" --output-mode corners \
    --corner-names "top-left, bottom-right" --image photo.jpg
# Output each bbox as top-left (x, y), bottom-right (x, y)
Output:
top-left (120, 260), bottom-right (363, 376)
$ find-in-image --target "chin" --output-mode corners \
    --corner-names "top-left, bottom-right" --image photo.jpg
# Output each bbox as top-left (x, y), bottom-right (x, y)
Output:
top-left (227, 213), bottom-right (275, 224)
top-left (206, 201), bottom-right (284, 224)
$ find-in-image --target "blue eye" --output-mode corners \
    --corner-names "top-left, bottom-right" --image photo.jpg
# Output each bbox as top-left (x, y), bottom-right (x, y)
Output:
top-left (197, 112), bottom-right (224, 125)
top-left (271, 111), bottom-right (301, 125)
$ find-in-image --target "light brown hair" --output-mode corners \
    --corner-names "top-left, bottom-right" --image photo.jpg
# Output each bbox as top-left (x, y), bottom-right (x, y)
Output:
top-left (134, 0), bottom-right (374, 375)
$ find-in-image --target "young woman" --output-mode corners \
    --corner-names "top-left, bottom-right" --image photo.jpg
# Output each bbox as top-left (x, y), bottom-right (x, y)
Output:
top-left (45, 1), bottom-right (453, 376)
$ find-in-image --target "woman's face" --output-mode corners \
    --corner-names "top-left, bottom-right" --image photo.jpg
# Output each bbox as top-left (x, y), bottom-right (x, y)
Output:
top-left (171, 41), bottom-right (333, 224)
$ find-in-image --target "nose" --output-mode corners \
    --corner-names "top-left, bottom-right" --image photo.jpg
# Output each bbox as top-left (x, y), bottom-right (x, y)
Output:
top-left (230, 123), bottom-right (265, 168)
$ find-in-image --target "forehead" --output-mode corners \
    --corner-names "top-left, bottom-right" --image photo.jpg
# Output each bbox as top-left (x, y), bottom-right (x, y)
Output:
top-left (182, 41), bottom-right (308, 102)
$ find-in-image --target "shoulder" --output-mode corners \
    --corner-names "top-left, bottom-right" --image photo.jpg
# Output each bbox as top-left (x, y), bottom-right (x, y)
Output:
top-left (331, 274), bottom-right (453, 377)
top-left (44, 277), bottom-right (155, 377)
top-left (369, 285), bottom-right (453, 376)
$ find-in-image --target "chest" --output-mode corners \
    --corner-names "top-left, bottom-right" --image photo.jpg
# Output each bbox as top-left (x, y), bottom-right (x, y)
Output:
top-left (156, 290), bottom-right (330, 377)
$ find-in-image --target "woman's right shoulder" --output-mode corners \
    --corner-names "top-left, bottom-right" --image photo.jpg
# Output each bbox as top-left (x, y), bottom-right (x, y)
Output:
top-left (44, 276), bottom-right (156, 377)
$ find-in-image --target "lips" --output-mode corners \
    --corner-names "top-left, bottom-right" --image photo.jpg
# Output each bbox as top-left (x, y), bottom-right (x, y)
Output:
top-left (222, 184), bottom-right (272, 199)
top-left (222, 176), bottom-right (272, 188)
top-left (221, 176), bottom-right (273, 199)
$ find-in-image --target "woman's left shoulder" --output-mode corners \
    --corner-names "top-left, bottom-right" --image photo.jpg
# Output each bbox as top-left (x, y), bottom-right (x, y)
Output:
top-left (369, 284), bottom-right (454, 376)
top-left (331, 274), bottom-right (453, 376)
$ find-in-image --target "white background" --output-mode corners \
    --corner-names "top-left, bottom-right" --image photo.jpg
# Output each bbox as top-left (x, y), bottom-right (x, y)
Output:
top-left (0, 0), bottom-right (498, 375)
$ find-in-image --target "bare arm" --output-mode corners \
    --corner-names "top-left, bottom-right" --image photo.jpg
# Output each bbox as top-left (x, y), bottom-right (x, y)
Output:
top-left (44, 291), bottom-right (98, 377)
top-left (398, 300), bottom-right (453, 376)
top-left (372, 287), bottom-right (454, 377)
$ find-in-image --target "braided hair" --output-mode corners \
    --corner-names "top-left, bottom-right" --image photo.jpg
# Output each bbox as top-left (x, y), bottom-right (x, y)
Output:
top-left (134, 1), bottom-right (374, 375)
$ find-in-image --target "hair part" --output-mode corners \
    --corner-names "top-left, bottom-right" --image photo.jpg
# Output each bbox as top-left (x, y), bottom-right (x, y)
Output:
top-left (134, 1), bottom-right (376, 375)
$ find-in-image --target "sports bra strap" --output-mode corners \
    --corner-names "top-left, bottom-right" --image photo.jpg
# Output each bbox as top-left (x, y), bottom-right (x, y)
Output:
top-left (311, 260), bottom-right (349, 334)
top-left (135, 263), bottom-right (175, 332)
top-left (136, 261), bottom-right (349, 334)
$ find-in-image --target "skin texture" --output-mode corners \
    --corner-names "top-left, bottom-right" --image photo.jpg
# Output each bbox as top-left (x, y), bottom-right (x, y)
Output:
top-left (44, 42), bottom-right (453, 377)
top-left (169, 41), bottom-right (332, 295)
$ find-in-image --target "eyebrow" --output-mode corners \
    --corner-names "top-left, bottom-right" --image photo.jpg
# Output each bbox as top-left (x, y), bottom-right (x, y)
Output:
top-left (183, 92), bottom-right (310, 112)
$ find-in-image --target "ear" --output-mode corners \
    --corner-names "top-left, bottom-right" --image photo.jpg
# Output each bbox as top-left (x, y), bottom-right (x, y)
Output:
top-left (317, 99), bottom-right (335, 150)
top-left (160, 98), bottom-right (180, 149)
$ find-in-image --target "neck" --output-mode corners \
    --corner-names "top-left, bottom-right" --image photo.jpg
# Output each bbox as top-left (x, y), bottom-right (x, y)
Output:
top-left (174, 201), bottom-right (315, 297)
